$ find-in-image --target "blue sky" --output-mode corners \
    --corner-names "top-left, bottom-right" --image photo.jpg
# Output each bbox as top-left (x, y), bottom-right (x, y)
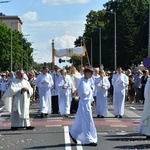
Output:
top-left (0, 0), bottom-right (108, 68)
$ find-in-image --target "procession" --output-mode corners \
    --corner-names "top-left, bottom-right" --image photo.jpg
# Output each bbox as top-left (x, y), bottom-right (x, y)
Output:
top-left (0, 62), bottom-right (150, 147)
top-left (1, 0), bottom-right (150, 149)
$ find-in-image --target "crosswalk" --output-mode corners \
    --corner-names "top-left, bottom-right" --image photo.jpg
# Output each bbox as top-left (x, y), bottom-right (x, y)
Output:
top-left (0, 102), bottom-right (143, 128)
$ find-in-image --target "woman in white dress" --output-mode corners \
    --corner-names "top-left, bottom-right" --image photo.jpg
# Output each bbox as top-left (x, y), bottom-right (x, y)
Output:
top-left (57, 69), bottom-right (73, 117)
top-left (94, 69), bottom-right (110, 118)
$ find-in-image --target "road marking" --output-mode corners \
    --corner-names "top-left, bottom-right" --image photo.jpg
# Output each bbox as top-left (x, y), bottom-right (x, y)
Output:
top-left (110, 125), bottom-right (127, 127)
top-left (124, 109), bottom-right (140, 118)
top-left (64, 126), bottom-right (83, 150)
top-left (45, 125), bottom-right (62, 127)
top-left (129, 107), bottom-right (136, 110)
top-left (97, 132), bottom-right (108, 135)
top-left (64, 126), bottom-right (71, 150)
top-left (76, 141), bottom-right (83, 150)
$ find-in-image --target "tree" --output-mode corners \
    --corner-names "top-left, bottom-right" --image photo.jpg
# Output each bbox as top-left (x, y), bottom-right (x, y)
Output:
top-left (0, 22), bottom-right (34, 71)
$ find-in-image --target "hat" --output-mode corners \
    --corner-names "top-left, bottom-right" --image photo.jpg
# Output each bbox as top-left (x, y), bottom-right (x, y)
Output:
top-left (84, 67), bottom-right (93, 73)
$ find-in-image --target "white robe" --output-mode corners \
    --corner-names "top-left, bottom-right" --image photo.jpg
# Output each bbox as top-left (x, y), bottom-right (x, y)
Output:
top-left (51, 71), bottom-right (60, 96)
top-left (139, 78), bottom-right (150, 135)
top-left (94, 76), bottom-right (110, 116)
top-left (70, 77), bottom-right (97, 144)
top-left (36, 73), bottom-right (53, 114)
top-left (2, 78), bottom-right (33, 127)
top-left (112, 73), bottom-right (129, 116)
top-left (56, 75), bottom-right (73, 115)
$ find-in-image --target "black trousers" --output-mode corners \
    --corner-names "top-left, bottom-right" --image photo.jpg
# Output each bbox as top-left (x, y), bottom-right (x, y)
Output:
top-left (70, 97), bottom-right (79, 114)
top-left (51, 95), bottom-right (59, 114)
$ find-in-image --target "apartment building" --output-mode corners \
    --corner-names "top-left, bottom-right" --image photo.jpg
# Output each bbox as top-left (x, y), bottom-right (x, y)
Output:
top-left (0, 13), bottom-right (23, 32)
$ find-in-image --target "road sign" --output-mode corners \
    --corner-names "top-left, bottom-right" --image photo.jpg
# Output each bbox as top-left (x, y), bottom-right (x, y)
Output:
top-left (143, 57), bottom-right (150, 68)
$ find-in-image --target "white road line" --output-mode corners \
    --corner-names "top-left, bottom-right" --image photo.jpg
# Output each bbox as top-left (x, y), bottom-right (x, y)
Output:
top-left (124, 109), bottom-right (140, 118)
top-left (76, 141), bottom-right (83, 150)
top-left (64, 126), bottom-right (72, 150)
top-left (110, 125), bottom-right (127, 127)
top-left (64, 126), bottom-right (83, 150)
top-left (107, 111), bottom-right (114, 117)
top-left (45, 125), bottom-right (62, 127)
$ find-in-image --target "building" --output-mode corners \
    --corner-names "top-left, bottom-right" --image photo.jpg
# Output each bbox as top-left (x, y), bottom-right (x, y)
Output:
top-left (0, 13), bottom-right (23, 32)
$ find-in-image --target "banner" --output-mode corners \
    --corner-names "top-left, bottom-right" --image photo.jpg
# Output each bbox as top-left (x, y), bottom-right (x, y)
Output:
top-left (54, 46), bottom-right (85, 58)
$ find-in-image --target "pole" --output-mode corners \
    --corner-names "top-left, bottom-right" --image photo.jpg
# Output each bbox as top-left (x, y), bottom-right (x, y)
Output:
top-left (91, 38), bottom-right (92, 67)
top-left (99, 28), bottom-right (101, 67)
top-left (148, 2), bottom-right (150, 57)
top-left (10, 29), bottom-right (12, 71)
top-left (52, 39), bottom-right (55, 69)
top-left (114, 12), bottom-right (117, 70)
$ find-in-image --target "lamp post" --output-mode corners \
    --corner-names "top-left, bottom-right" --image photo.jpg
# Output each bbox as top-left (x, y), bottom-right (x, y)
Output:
top-left (148, 0), bottom-right (150, 57)
top-left (0, 0), bottom-right (11, 3)
top-left (27, 42), bottom-right (34, 72)
top-left (32, 49), bottom-right (38, 68)
top-left (94, 27), bottom-right (101, 67)
top-left (10, 21), bottom-right (18, 71)
top-left (84, 37), bottom-right (92, 67)
top-left (22, 34), bottom-right (30, 69)
top-left (106, 11), bottom-right (117, 70)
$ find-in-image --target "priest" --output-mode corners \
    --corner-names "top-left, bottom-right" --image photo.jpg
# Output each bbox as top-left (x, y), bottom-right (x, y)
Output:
top-left (2, 69), bottom-right (34, 130)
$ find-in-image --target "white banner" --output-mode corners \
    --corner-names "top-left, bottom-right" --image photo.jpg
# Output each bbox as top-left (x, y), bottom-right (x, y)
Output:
top-left (54, 46), bottom-right (85, 58)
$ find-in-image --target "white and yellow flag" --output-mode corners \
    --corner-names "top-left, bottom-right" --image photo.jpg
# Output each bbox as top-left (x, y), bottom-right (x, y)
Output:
top-left (54, 46), bottom-right (85, 58)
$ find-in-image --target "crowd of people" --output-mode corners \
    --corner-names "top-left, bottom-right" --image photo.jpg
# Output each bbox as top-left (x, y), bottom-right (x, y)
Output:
top-left (0, 65), bottom-right (150, 145)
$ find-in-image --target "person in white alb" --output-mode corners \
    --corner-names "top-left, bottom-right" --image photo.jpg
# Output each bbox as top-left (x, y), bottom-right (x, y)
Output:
top-left (56, 69), bottom-right (73, 117)
top-left (51, 65), bottom-right (60, 114)
top-left (69, 67), bottom-right (97, 146)
top-left (138, 78), bottom-right (150, 140)
top-left (112, 66), bottom-right (129, 118)
top-left (36, 66), bottom-right (54, 118)
top-left (2, 69), bottom-right (34, 130)
top-left (94, 69), bottom-right (110, 118)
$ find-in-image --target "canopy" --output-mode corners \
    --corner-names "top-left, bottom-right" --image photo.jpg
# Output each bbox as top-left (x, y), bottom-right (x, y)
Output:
top-left (54, 46), bottom-right (85, 58)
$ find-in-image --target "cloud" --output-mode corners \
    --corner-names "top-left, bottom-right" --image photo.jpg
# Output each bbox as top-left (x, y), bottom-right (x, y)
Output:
top-left (23, 11), bottom-right (38, 22)
top-left (42, 0), bottom-right (90, 5)
top-left (23, 20), bottom-right (85, 37)
top-left (52, 34), bottom-right (77, 49)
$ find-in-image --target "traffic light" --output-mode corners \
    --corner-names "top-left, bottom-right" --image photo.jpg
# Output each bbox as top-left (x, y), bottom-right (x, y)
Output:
top-left (70, 59), bottom-right (73, 63)
top-left (44, 62), bottom-right (46, 66)
top-left (59, 58), bottom-right (62, 63)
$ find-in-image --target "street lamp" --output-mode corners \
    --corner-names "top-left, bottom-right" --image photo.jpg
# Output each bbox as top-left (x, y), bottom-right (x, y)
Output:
top-left (106, 11), bottom-right (117, 70)
top-left (0, 0), bottom-right (11, 3)
top-left (22, 34), bottom-right (30, 69)
top-left (148, 0), bottom-right (150, 57)
top-left (10, 21), bottom-right (18, 71)
top-left (84, 37), bottom-right (92, 67)
top-left (32, 49), bottom-right (38, 68)
top-left (94, 27), bottom-right (101, 68)
top-left (27, 42), bottom-right (34, 72)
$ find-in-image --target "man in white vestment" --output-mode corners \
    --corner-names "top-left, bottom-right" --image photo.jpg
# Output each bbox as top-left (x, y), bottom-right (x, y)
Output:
top-left (68, 66), bottom-right (81, 113)
top-left (69, 67), bottom-right (97, 146)
top-left (51, 65), bottom-right (60, 114)
top-left (2, 69), bottom-right (34, 130)
top-left (112, 66), bottom-right (129, 118)
top-left (36, 66), bottom-right (53, 118)
top-left (138, 78), bottom-right (150, 140)
top-left (56, 69), bottom-right (73, 117)
top-left (94, 69), bottom-right (110, 118)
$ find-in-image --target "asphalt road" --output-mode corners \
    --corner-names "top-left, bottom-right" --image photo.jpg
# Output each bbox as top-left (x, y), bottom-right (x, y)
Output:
top-left (0, 100), bottom-right (149, 150)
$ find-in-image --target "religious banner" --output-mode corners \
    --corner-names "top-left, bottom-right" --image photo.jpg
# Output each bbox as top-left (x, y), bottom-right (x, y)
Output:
top-left (54, 46), bottom-right (85, 58)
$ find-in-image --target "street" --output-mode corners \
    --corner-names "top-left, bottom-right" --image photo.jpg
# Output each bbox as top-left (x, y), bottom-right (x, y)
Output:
top-left (0, 100), bottom-right (149, 150)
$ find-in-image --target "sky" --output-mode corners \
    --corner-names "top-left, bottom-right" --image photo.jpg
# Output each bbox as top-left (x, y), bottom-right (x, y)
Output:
top-left (0, 0), bottom-right (108, 68)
